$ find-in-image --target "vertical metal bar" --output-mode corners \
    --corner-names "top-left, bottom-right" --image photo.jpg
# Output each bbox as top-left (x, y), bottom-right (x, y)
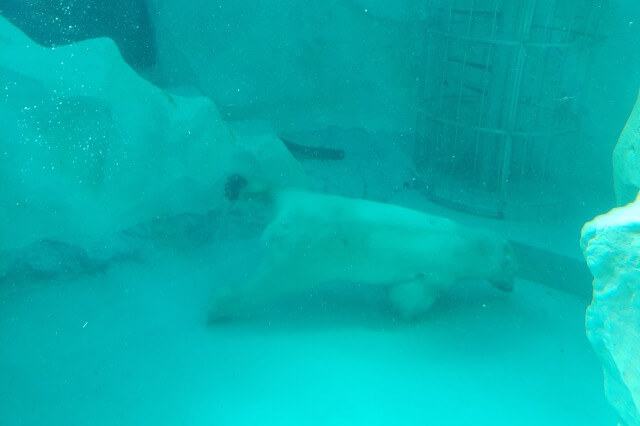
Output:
top-left (513, 0), bottom-right (557, 219)
top-left (521, 0), bottom-right (557, 181)
top-left (415, 23), bottom-right (433, 169)
top-left (471, 0), bottom-right (502, 201)
top-left (448, 0), bottom-right (476, 201)
top-left (536, 0), bottom-right (567, 199)
top-left (539, 1), bottom-right (601, 214)
top-left (571, 0), bottom-right (598, 102)
top-left (583, 0), bottom-right (599, 43)
top-left (539, 0), bottom-right (595, 195)
top-left (498, 0), bottom-right (537, 212)
top-left (423, 29), bottom-right (436, 185)
top-left (566, 0), bottom-right (581, 41)
top-left (430, 0), bottom-right (456, 197)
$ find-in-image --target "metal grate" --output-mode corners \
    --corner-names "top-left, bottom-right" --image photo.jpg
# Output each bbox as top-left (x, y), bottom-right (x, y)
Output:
top-left (415, 0), bottom-right (602, 219)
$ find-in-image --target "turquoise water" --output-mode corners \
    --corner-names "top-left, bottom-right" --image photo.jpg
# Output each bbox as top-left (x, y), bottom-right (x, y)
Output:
top-left (1, 1), bottom-right (638, 425)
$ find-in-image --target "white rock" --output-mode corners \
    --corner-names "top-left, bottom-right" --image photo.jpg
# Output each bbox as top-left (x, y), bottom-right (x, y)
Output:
top-left (0, 15), bottom-right (238, 250)
top-left (613, 89), bottom-right (640, 206)
top-left (581, 193), bottom-right (640, 426)
top-left (0, 16), bottom-right (306, 254)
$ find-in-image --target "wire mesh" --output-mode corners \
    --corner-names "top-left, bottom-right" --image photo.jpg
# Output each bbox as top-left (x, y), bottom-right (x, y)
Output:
top-left (415, 0), bottom-right (602, 219)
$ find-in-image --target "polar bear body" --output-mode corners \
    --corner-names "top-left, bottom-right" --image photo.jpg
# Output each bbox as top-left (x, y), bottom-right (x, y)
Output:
top-left (210, 187), bottom-right (515, 321)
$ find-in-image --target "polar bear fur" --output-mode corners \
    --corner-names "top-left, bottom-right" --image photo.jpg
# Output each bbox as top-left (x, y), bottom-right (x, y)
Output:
top-left (210, 178), bottom-right (515, 322)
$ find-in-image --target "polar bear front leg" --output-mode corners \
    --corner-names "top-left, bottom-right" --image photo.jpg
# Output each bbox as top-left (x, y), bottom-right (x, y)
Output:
top-left (208, 258), bottom-right (301, 323)
top-left (208, 278), bottom-right (276, 323)
top-left (388, 278), bottom-right (438, 320)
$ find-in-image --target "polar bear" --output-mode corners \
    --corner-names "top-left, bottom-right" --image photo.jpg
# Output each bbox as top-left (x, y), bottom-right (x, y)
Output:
top-left (209, 175), bottom-right (516, 322)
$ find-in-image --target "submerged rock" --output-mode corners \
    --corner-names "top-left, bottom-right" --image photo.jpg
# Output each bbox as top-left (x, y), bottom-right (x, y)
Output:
top-left (0, 14), bottom-right (237, 251)
top-left (0, 16), bottom-right (309, 281)
top-left (0, 239), bottom-right (104, 284)
top-left (581, 193), bottom-right (640, 426)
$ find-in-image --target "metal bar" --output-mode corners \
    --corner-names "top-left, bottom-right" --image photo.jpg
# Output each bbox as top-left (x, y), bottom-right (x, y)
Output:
top-left (572, 0), bottom-right (599, 103)
top-left (540, 46), bottom-right (577, 191)
top-left (462, 83), bottom-right (485, 95)
top-left (566, 0), bottom-right (581, 41)
top-left (446, 57), bottom-right (492, 70)
top-left (498, 0), bottom-right (538, 209)
top-left (449, 0), bottom-right (477, 200)
top-left (521, 0), bottom-right (557, 182)
top-left (451, 8), bottom-right (501, 16)
top-left (427, 27), bottom-right (574, 48)
top-left (416, 0), bottom-right (601, 220)
top-left (523, 0), bottom-right (564, 201)
top-left (430, 0), bottom-right (456, 195)
top-left (538, 0), bottom-right (592, 194)
top-left (531, 25), bottom-right (593, 39)
top-left (414, 19), bottom-right (434, 167)
top-left (422, 111), bottom-right (579, 137)
top-left (583, 0), bottom-right (599, 39)
top-left (472, 0), bottom-right (501, 195)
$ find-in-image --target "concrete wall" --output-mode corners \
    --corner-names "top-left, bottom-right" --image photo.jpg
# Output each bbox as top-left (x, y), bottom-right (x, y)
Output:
top-left (147, 0), bottom-right (640, 218)
top-left (148, 0), bottom-right (426, 134)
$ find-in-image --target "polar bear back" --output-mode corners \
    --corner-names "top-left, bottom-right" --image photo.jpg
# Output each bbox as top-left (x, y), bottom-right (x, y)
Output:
top-left (262, 189), bottom-right (507, 287)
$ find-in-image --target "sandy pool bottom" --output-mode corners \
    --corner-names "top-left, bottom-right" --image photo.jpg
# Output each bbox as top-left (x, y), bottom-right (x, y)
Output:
top-left (0, 242), bottom-right (615, 425)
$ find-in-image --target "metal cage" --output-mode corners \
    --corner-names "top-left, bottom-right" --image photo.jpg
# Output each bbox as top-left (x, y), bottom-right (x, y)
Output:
top-left (415, 0), bottom-right (602, 219)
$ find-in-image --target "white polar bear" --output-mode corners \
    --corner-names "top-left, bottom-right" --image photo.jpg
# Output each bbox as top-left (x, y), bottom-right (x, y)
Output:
top-left (210, 176), bottom-right (516, 322)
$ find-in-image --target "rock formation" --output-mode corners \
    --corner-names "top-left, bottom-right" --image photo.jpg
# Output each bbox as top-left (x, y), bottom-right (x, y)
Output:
top-left (581, 194), bottom-right (640, 425)
top-left (613, 90), bottom-right (640, 206)
top-left (0, 16), bottom-right (306, 281)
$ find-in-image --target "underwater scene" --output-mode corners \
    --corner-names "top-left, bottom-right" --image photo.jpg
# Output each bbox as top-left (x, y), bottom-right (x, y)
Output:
top-left (1, 1), bottom-right (639, 425)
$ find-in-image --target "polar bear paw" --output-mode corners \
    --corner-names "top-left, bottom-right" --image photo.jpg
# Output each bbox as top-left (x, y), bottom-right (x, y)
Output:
top-left (388, 280), bottom-right (437, 320)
